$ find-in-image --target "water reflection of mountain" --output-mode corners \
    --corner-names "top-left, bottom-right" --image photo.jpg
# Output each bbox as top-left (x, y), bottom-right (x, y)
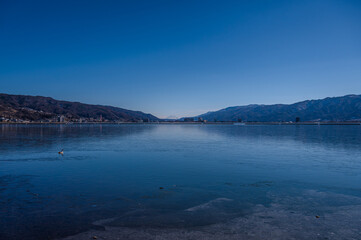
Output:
top-left (196, 124), bottom-right (361, 152)
top-left (1, 124), bottom-right (360, 154)
top-left (0, 124), bottom-right (156, 153)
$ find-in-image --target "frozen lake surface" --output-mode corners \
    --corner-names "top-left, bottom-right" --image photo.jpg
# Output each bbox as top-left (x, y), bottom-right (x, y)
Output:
top-left (1, 124), bottom-right (361, 239)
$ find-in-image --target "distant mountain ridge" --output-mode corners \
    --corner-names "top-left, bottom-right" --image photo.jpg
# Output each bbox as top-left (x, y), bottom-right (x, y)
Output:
top-left (0, 93), bottom-right (159, 122)
top-left (198, 95), bottom-right (361, 122)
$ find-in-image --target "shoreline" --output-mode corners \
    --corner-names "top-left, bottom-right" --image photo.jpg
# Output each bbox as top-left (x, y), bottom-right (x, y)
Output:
top-left (1, 122), bottom-right (360, 125)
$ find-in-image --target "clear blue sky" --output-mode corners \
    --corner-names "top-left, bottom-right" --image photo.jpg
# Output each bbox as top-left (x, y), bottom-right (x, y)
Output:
top-left (1, 0), bottom-right (360, 118)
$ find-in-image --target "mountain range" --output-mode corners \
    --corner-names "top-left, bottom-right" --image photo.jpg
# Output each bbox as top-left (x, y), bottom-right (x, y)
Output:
top-left (1, 93), bottom-right (361, 123)
top-left (198, 94), bottom-right (361, 122)
top-left (0, 93), bottom-right (158, 122)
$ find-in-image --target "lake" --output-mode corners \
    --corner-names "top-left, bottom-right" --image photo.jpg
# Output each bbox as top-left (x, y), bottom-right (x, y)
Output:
top-left (1, 124), bottom-right (361, 239)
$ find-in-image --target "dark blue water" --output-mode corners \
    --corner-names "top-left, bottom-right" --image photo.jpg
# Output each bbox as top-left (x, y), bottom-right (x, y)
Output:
top-left (1, 124), bottom-right (361, 239)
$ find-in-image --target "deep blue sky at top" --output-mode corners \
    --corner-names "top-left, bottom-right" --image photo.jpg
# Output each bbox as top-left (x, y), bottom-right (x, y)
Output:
top-left (1, 0), bottom-right (361, 118)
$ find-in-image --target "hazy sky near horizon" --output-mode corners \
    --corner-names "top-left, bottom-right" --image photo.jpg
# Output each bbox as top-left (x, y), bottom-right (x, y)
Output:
top-left (1, 0), bottom-right (361, 118)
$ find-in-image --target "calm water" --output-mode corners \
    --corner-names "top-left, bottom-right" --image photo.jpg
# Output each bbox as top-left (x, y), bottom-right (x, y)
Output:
top-left (1, 124), bottom-right (361, 239)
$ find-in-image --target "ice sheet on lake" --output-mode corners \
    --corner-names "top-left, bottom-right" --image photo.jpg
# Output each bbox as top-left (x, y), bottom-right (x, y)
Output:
top-left (185, 198), bottom-right (233, 212)
top-left (60, 190), bottom-right (361, 240)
